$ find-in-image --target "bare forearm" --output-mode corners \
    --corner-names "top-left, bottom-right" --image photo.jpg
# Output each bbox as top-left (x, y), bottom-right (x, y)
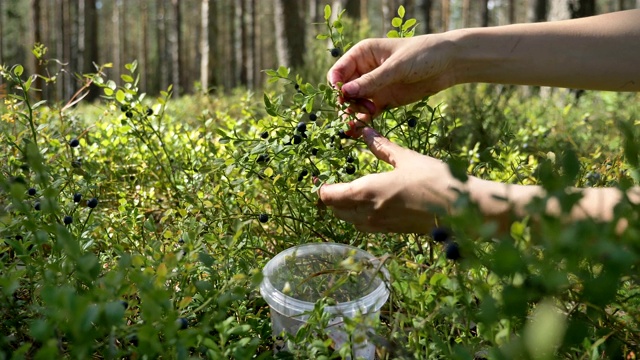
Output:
top-left (468, 177), bottom-right (640, 232)
top-left (448, 10), bottom-right (640, 91)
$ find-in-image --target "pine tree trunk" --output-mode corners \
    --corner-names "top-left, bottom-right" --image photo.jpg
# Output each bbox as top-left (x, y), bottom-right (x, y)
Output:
top-left (527, 0), bottom-right (548, 22)
top-left (170, 0), bottom-right (181, 96)
top-left (419, 0), bottom-right (433, 34)
top-left (200, 0), bottom-right (210, 92)
top-left (273, 0), bottom-right (305, 69)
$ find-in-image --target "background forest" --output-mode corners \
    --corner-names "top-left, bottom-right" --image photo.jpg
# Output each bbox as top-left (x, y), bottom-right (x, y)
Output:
top-left (1, 0), bottom-right (639, 102)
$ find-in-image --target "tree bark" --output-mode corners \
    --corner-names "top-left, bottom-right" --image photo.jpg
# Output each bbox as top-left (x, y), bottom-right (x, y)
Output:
top-left (481, 0), bottom-right (490, 27)
top-left (273, 0), bottom-right (306, 69)
top-left (569, 0), bottom-right (596, 18)
top-left (30, 0), bottom-right (43, 99)
top-left (527, 0), bottom-right (548, 22)
top-left (200, 0), bottom-right (210, 92)
top-left (441, 0), bottom-right (450, 31)
top-left (419, 0), bottom-right (433, 34)
top-left (170, 0), bottom-right (182, 96)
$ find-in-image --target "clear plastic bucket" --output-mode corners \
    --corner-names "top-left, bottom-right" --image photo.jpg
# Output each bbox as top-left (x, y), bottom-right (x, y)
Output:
top-left (260, 243), bottom-right (389, 359)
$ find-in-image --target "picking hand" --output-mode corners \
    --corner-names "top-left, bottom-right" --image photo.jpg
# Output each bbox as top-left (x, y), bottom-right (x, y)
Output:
top-left (318, 127), bottom-right (464, 233)
top-left (328, 36), bottom-right (456, 123)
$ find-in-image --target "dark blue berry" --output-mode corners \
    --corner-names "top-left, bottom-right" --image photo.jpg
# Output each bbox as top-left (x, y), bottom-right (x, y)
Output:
top-left (28, 187), bottom-right (37, 196)
top-left (121, 105), bottom-right (128, 112)
top-left (345, 164), bottom-right (356, 175)
top-left (296, 121), bottom-right (307, 133)
top-left (87, 198), bottom-right (99, 209)
top-left (311, 148), bottom-right (318, 156)
top-left (298, 169), bottom-right (309, 181)
top-left (346, 155), bottom-right (354, 163)
top-left (292, 134), bottom-right (302, 145)
top-left (69, 138), bottom-right (80, 148)
top-left (125, 111), bottom-right (133, 118)
top-left (445, 241), bottom-right (461, 261)
top-left (407, 117), bottom-right (418, 128)
top-left (15, 235), bottom-right (23, 241)
top-left (309, 113), bottom-right (317, 122)
top-left (146, 108), bottom-right (153, 116)
top-left (431, 227), bottom-right (449, 243)
top-left (256, 154), bottom-right (269, 164)
top-left (34, 202), bottom-right (41, 211)
top-left (258, 213), bottom-right (269, 223)
top-left (338, 129), bottom-right (349, 139)
top-left (73, 193), bottom-right (82, 203)
top-left (260, 131), bottom-right (269, 139)
top-left (330, 48), bottom-right (341, 57)
top-left (63, 215), bottom-right (73, 225)
top-left (176, 317), bottom-right (188, 330)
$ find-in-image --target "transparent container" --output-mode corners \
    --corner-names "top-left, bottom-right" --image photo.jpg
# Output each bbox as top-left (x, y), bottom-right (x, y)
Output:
top-left (260, 243), bottom-right (390, 360)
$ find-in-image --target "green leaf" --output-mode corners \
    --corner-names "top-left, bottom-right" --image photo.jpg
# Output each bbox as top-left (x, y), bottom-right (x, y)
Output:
top-left (392, 17), bottom-right (403, 28)
top-left (116, 89), bottom-right (126, 104)
top-left (277, 66), bottom-right (289, 78)
top-left (103, 88), bottom-right (114, 96)
top-left (402, 18), bottom-right (417, 31)
top-left (13, 65), bottom-right (24, 77)
top-left (387, 30), bottom-right (399, 38)
top-left (121, 74), bottom-right (134, 83)
top-left (324, 4), bottom-right (331, 20)
top-left (398, 5), bottom-right (405, 18)
top-left (316, 34), bottom-right (329, 40)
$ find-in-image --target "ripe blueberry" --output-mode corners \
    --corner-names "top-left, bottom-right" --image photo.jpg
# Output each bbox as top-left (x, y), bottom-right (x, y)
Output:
top-left (256, 154), bottom-right (269, 164)
top-left (176, 317), bottom-right (188, 330)
top-left (311, 148), bottom-right (318, 156)
top-left (292, 134), bottom-right (302, 145)
top-left (346, 155), bottom-right (354, 163)
top-left (294, 83), bottom-right (300, 90)
top-left (258, 213), bottom-right (269, 223)
top-left (63, 215), bottom-right (73, 225)
top-left (146, 108), bottom-right (153, 116)
top-left (260, 131), bottom-right (269, 139)
top-left (15, 235), bottom-right (23, 241)
top-left (298, 169), bottom-right (309, 181)
top-left (69, 138), bottom-right (80, 148)
top-left (345, 164), bottom-right (356, 175)
top-left (34, 202), bottom-right (41, 211)
top-left (431, 227), bottom-right (449, 243)
top-left (445, 241), bottom-right (461, 261)
top-left (120, 105), bottom-right (128, 112)
top-left (330, 48), bottom-right (342, 57)
top-left (309, 113), bottom-right (317, 122)
top-left (296, 121), bottom-right (307, 133)
top-left (28, 187), bottom-right (37, 196)
top-left (338, 129), bottom-right (349, 139)
top-left (73, 192), bottom-right (82, 203)
top-left (407, 117), bottom-right (418, 128)
top-left (87, 197), bottom-right (99, 209)
top-left (125, 111), bottom-right (133, 118)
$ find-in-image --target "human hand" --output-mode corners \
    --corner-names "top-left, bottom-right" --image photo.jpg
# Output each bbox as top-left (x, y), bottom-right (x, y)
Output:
top-left (328, 35), bottom-right (457, 125)
top-left (318, 127), bottom-right (465, 233)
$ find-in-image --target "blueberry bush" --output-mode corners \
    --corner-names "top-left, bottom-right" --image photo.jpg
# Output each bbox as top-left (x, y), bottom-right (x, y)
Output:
top-left (1, 5), bottom-right (640, 360)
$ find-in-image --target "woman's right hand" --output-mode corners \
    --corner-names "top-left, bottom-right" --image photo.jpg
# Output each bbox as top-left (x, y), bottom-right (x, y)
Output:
top-left (327, 34), bottom-right (458, 123)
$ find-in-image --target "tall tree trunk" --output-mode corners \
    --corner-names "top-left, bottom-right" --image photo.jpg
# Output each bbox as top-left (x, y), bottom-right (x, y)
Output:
top-left (462, 0), bottom-right (470, 27)
top-left (569, 0), bottom-right (596, 18)
top-left (419, 0), bottom-right (433, 34)
top-left (481, 0), bottom-right (490, 27)
top-left (200, 0), bottom-right (210, 92)
top-left (140, 0), bottom-right (149, 94)
top-left (30, 0), bottom-right (43, 100)
top-left (61, 0), bottom-right (73, 100)
top-left (508, 0), bottom-right (516, 23)
top-left (273, 0), bottom-right (306, 69)
top-left (170, 0), bottom-right (181, 96)
top-left (441, 0), bottom-right (450, 31)
top-left (112, 0), bottom-right (121, 83)
top-left (237, 0), bottom-right (248, 86)
top-left (527, 0), bottom-right (548, 22)
top-left (209, 0), bottom-right (218, 88)
top-left (82, 0), bottom-right (99, 101)
top-left (157, 0), bottom-right (168, 93)
top-left (247, 0), bottom-right (256, 89)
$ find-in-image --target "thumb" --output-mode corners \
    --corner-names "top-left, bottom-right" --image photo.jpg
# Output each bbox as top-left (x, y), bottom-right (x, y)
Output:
top-left (362, 127), bottom-right (407, 167)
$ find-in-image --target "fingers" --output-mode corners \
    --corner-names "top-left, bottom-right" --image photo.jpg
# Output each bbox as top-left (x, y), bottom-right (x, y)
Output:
top-left (318, 182), bottom-right (360, 209)
top-left (361, 127), bottom-right (408, 167)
